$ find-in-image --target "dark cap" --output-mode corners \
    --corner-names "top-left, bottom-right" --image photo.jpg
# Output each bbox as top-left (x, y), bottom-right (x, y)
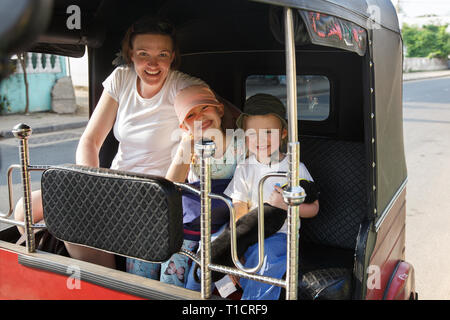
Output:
top-left (236, 93), bottom-right (287, 129)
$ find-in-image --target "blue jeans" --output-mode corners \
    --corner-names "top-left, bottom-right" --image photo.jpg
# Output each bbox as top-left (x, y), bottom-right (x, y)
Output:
top-left (240, 233), bottom-right (288, 300)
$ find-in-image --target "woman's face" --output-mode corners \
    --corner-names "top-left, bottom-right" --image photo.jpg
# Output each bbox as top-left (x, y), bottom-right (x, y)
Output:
top-left (244, 114), bottom-right (287, 162)
top-left (181, 105), bottom-right (224, 137)
top-left (131, 33), bottom-right (174, 94)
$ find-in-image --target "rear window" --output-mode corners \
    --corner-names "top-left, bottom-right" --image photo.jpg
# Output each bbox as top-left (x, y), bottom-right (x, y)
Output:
top-left (245, 75), bottom-right (330, 121)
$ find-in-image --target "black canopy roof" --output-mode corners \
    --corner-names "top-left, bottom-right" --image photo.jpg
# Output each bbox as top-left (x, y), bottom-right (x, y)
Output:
top-left (25, 0), bottom-right (400, 57)
top-left (254, 0), bottom-right (400, 33)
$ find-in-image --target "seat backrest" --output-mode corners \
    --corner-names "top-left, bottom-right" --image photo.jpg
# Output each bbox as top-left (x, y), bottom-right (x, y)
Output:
top-left (299, 137), bottom-right (368, 250)
top-left (41, 165), bottom-right (183, 262)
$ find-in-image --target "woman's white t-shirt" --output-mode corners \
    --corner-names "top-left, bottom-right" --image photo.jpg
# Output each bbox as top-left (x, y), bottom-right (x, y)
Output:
top-left (224, 154), bottom-right (313, 234)
top-left (102, 66), bottom-right (205, 176)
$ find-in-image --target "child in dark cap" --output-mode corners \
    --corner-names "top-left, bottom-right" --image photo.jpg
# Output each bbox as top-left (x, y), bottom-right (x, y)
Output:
top-left (221, 93), bottom-right (319, 300)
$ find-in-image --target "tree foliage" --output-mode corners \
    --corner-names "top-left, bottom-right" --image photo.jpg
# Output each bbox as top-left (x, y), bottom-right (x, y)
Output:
top-left (402, 24), bottom-right (450, 59)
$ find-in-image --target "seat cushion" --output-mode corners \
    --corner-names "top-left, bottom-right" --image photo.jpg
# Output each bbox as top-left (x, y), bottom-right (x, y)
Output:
top-left (300, 137), bottom-right (367, 250)
top-left (41, 165), bottom-right (184, 262)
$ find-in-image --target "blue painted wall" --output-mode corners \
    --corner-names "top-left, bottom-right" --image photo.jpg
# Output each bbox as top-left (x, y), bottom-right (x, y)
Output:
top-left (0, 56), bottom-right (67, 114)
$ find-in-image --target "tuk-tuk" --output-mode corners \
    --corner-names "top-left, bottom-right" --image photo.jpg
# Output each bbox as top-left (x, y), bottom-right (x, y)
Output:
top-left (0, 0), bottom-right (417, 300)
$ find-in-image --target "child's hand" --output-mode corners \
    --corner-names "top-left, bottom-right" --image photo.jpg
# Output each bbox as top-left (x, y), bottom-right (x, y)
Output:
top-left (176, 132), bottom-right (194, 164)
top-left (267, 185), bottom-right (288, 210)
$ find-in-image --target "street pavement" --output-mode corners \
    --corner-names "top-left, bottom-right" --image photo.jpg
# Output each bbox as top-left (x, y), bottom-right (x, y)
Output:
top-left (0, 87), bottom-right (88, 138)
top-left (402, 76), bottom-right (450, 300)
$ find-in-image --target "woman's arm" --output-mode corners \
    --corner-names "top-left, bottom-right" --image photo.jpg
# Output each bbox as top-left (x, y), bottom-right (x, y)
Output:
top-left (67, 90), bottom-right (119, 268)
top-left (76, 91), bottom-right (119, 167)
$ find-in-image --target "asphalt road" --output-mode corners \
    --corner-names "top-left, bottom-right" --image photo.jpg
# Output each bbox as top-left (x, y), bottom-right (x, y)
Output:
top-left (0, 130), bottom-right (81, 230)
top-left (403, 76), bottom-right (450, 300)
top-left (0, 77), bottom-right (449, 299)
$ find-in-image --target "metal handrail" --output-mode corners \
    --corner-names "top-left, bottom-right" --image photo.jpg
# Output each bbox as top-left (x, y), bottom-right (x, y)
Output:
top-left (0, 164), bottom-right (21, 219)
top-left (0, 164), bottom-right (50, 219)
top-left (0, 124), bottom-right (49, 252)
top-left (284, 6), bottom-right (302, 300)
top-left (193, 7), bottom-right (304, 300)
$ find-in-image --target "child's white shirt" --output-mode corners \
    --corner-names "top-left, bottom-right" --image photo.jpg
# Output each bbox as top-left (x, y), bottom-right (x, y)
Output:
top-left (224, 154), bottom-right (313, 234)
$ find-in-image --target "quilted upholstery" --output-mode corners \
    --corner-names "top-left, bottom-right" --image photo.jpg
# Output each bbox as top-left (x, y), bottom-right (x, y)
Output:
top-left (41, 165), bottom-right (183, 262)
top-left (299, 268), bottom-right (352, 300)
top-left (300, 137), bottom-right (367, 249)
top-left (294, 137), bottom-right (367, 299)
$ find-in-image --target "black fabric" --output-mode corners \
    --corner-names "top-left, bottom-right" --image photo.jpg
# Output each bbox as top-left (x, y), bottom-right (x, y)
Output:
top-left (194, 204), bottom-right (287, 283)
top-left (41, 165), bottom-right (183, 263)
top-left (298, 267), bottom-right (352, 300)
top-left (182, 179), bottom-right (232, 237)
top-left (300, 137), bottom-right (367, 249)
top-left (292, 137), bottom-right (366, 299)
top-left (300, 180), bottom-right (320, 204)
top-left (14, 227), bottom-right (69, 257)
top-left (280, 240), bottom-right (355, 300)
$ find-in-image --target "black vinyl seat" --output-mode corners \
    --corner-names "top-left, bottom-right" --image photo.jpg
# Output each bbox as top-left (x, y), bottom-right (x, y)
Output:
top-left (41, 165), bottom-right (184, 263)
top-left (298, 240), bottom-right (354, 299)
top-left (295, 137), bottom-right (368, 300)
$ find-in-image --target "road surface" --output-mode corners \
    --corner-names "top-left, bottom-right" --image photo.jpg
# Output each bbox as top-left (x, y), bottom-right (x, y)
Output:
top-left (403, 76), bottom-right (450, 300)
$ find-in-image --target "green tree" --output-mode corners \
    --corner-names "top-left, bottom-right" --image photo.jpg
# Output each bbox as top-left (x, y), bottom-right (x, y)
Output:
top-left (402, 24), bottom-right (450, 59)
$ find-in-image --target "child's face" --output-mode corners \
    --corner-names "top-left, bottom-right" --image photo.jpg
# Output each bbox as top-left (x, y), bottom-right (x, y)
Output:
top-left (244, 114), bottom-right (287, 161)
top-left (181, 104), bottom-right (224, 136)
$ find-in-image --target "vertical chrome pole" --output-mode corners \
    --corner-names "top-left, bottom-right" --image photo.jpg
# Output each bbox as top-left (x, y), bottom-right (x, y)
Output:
top-left (195, 139), bottom-right (215, 299)
top-left (284, 7), bottom-right (302, 300)
top-left (12, 123), bottom-right (35, 253)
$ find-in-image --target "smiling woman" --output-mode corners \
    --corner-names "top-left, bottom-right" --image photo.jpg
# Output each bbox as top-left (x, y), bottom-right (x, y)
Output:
top-left (131, 34), bottom-right (175, 98)
top-left (13, 16), bottom-right (206, 270)
top-left (120, 16), bottom-right (181, 99)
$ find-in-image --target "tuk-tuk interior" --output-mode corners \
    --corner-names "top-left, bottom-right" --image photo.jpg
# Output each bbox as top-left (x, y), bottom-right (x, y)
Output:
top-left (0, 0), bottom-right (412, 300)
top-left (85, 2), bottom-right (368, 299)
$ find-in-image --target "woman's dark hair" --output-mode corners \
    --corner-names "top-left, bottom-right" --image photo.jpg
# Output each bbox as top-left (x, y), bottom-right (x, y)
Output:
top-left (121, 16), bottom-right (180, 69)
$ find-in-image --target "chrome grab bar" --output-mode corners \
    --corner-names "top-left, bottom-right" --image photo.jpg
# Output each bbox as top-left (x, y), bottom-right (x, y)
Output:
top-left (0, 124), bottom-right (47, 252)
top-left (195, 138), bottom-right (215, 299)
top-left (0, 164), bottom-right (21, 220)
top-left (191, 7), bottom-right (305, 300)
top-left (13, 123), bottom-right (35, 252)
top-left (0, 164), bottom-right (50, 219)
top-left (284, 7), bottom-right (302, 300)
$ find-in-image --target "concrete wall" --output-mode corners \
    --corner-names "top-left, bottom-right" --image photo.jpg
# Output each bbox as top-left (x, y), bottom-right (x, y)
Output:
top-left (0, 54), bottom-right (67, 114)
top-left (404, 57), bottom-right (449, 72)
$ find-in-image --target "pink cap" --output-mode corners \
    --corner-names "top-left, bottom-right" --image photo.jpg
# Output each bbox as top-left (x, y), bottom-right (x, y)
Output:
top-left (174, 85), bottom-right (223, 127)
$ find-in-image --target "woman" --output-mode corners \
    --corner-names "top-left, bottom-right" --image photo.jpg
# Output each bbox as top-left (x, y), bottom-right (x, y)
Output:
top-left (14, 16), bottom-right (205, 269)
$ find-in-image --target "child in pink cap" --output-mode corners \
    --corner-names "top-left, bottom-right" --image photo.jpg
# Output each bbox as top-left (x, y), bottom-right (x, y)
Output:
top-left (159, 85), bottom-right (245, 291)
